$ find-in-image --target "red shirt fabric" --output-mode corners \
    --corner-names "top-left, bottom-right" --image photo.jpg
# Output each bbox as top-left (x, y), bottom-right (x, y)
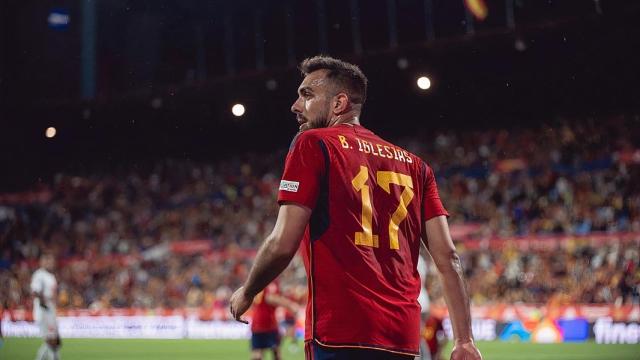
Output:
top-left (251, 283), bottom-right (280, 333)
top-left (277, 124), bottom-right (448, 356)
top-left (424, 315), bottom-right (445, 355)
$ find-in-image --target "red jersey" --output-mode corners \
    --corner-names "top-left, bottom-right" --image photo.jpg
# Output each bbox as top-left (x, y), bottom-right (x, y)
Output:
top-left (423, 315), bottom-right (445, 356)
top-left (277, 124), bottom-right (448, 356)
top-left (251, 283), bottom-right (279, 333)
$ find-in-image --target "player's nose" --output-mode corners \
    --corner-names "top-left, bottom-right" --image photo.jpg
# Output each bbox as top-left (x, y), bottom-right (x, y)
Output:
top-left (291, 97), bottom-right (302, 114)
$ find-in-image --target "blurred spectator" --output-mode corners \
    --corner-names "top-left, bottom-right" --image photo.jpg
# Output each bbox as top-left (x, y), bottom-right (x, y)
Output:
top-left (0, 116), bottom-right (638, 311)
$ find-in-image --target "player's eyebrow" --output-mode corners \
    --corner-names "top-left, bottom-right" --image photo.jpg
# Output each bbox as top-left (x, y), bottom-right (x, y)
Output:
top-left (298, 86), bottom-right (313, 96)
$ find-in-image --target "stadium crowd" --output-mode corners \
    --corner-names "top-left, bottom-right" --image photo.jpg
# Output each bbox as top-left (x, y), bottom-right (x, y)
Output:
top-left (424, 240), bottom-right (639, 307)
top-left (1, 117), bottom-right (639, 313)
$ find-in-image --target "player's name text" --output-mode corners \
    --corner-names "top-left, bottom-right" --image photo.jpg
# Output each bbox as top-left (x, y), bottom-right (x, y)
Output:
top-left (338, 135), bottom-right (413, 164)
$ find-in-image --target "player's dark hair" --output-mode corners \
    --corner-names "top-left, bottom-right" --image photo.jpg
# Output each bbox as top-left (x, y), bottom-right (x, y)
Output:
top-left (299, 55), bottom-right (368, 105)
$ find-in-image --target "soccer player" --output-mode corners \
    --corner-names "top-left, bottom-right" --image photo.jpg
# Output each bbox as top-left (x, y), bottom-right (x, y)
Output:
top-left (230, 55), bottom-right (482, 360)
top-left (279, 285), bottom-right (301, 353)
top-left (250, 281), bottom-right (298, 360)
top-left (31, 252), bottom-right (61, 360)
top-left (424, 312), bottom-right (447, 360)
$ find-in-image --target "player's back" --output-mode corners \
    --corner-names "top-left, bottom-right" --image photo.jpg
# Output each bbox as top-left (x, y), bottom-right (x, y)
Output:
top-left (279, 124), bottom-right (448, 356)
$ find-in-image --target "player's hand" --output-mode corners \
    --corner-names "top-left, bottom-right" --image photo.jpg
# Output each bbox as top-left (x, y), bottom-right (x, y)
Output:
top-left (229, 286), bottom-right (253, 324)
top-left (450, 340), bottom-right (482, 360)
top-left (39, 302), bottom-right (49, 310)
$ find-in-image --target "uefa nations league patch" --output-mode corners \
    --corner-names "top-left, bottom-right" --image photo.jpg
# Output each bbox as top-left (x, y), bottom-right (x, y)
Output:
top-left (279, 180), bottom-right (300, 192)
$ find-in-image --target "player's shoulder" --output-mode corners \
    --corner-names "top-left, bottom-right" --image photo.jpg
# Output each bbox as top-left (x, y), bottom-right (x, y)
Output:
top-left (386, 140), bottom-right (431, 170)
top-left (399, 145), bottom-right (424, 165)
top-left (31, 268), bottom-right (44, 281)
top-left (377, 135), bottom-right (429, 169)
top-left (34, 268), bottom-right (53, 278)
top-left (300, 127), bottom-right (335, 140)
top-left (288, 128), bottom-right (329, 152)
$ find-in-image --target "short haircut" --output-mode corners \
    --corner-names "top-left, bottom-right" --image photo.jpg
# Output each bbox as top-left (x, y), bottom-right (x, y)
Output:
top-left (299, 55), bottom-right (368, 105)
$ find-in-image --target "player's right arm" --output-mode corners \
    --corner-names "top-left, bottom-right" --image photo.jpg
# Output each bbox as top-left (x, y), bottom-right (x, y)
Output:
top-left (422, 215), bottom-right (482, 360)
top-left (231, 131), bottom-right (323, 324)
top-left (229, 203), bottom-right (311, 323)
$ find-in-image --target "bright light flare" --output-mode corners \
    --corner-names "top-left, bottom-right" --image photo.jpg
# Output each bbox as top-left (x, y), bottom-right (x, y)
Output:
top-left (231, 104), bottom-right (245, 117)
top-left (417, 76), bottom-right (432, 90)
top-left (45, 127), bottom-right (57, 138)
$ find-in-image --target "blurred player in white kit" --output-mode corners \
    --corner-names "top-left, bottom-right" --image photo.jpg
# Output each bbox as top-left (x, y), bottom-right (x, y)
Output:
top-left (30, 252), bottom-right (61, 360)
top-left (417, 252), bottom-right (432, 360)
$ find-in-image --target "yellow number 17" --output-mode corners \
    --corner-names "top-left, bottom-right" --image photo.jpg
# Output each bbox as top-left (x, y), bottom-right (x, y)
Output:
top-left (351, 166), bottom-right (414, 250)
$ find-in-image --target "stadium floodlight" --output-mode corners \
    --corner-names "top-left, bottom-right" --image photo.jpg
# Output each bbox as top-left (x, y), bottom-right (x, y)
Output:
top-left (231, 104), bottom-right (246, 117)
top-left (417, 76), bottom-right (431, 90)
top-left (45, 127), bottom-right (57, 138)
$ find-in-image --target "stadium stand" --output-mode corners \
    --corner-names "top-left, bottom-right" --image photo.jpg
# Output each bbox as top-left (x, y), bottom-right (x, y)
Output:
top-left (1, 117), bottom-right (638, 315)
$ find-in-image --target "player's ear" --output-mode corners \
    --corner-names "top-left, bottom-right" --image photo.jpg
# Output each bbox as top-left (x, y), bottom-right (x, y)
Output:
top-left (332, 93), bottom-right (349, 114)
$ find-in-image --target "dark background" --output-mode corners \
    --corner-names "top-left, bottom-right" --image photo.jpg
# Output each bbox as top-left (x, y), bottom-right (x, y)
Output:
top-left (1, 0), bottom-right (639, 191)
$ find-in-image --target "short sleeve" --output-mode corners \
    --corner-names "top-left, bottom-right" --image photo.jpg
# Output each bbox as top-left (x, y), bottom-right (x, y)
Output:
top-left (277, 132), bottom-right (326, 210)
top-left (422, 163), bottom-right (449, 221)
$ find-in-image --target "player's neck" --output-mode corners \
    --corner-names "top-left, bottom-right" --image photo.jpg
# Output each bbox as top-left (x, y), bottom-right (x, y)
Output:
top-left (328, 112), bottom-right (361, 127)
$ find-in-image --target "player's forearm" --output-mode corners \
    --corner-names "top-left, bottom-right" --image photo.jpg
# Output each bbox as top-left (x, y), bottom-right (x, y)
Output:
top-left (424, 216), bottom-right (474, 344)
top-left (241, 204), bottom-right (309, 300)
top-left (438, 252), bottom-right (473, 343)
top-left (243, 236), bottom-right (296, 298)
